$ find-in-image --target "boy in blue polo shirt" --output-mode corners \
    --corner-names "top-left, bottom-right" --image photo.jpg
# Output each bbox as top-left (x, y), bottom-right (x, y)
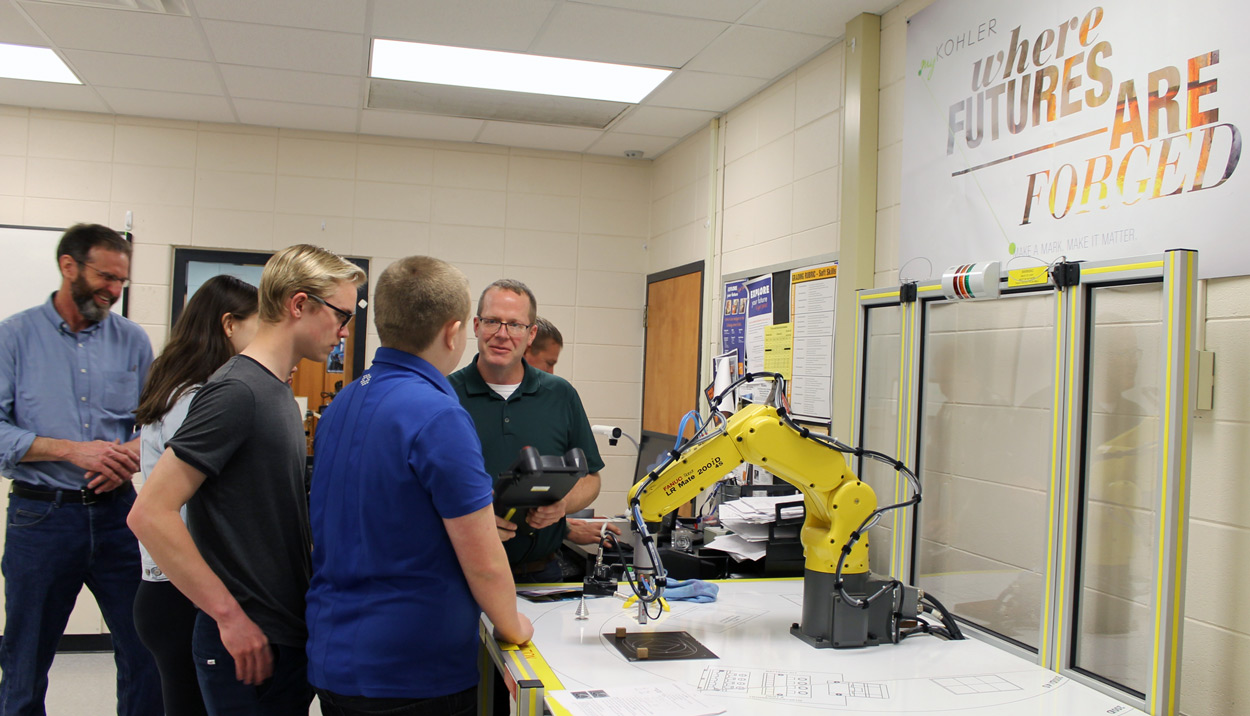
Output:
top-left (305, 256), bottom-right (533, 715)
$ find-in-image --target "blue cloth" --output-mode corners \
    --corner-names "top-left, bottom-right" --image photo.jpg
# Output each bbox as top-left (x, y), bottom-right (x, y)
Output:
top-left (664, 577), bottom-right (719, 603)
top-left (306, 348), bottom-right (495, 698)
top-left (192, 612), bottom-right (312, 716)
top-left (0, 296), bottom-right (153, 489)
top-left (0, 488), bottom-right (161, 716)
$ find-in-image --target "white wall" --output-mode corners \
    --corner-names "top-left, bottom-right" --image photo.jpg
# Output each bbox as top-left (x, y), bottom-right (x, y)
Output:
top-left (649, 43), bottom-right (845, 386)
top-left (718, 44), bottom-right (843, 278)
top-left (0, 104), bottom-right (646, 515)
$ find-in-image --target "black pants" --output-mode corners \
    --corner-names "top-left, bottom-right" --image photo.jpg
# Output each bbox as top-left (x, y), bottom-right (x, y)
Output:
top-left (317, 686), bottom-right (476, 716)
top-left (133, 579), bottom-right (208, 716)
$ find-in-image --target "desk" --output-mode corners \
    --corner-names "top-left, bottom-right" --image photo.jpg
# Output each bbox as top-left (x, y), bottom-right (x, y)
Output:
top-left (481, 579), bottom-right (1145, 715)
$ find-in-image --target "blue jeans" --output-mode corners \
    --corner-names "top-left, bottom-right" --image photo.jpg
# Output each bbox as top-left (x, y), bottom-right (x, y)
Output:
top-left (0, 486), bottom-right (161, 716)
top-left (192, 612), bottom-right (311, 716)
top-left (315, 687), bottom-right (475, 716)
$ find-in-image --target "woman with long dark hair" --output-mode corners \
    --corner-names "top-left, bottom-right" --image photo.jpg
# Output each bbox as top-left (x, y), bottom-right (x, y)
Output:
top-left (132, 275), bottom-right (258, 716)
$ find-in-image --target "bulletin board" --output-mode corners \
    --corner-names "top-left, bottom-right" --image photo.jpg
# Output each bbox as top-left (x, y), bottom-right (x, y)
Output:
top-left (722, 255), bottom-right (837, 423)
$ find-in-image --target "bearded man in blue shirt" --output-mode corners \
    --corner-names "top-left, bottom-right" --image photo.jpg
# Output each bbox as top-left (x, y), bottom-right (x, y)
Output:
top-left (0, 224), bottom-right (160, 716)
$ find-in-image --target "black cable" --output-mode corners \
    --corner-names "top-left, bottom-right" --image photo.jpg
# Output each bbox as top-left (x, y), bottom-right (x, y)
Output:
top-left (921, 593), bottom-right (965, 640)
top-left (899, 622), bottom-right (954, 641)
top-left (602, 530), bottom-right (625, 569)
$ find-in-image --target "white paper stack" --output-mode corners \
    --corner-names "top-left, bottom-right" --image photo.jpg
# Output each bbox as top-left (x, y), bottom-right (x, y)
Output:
top-left (703, 494), bottom-right (805, 562)
top-left (717, 495), bottom-right (804, 542)
top-left (702, 533), bottom-right (767, 562)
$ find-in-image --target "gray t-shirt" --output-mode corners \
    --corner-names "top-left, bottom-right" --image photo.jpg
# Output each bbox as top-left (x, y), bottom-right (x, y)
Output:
top-left (167, 355), bottom-right (311, 647)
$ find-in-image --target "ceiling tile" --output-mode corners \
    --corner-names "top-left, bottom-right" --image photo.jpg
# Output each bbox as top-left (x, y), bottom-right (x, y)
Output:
top-left (644, 70), bottom-right (768, 112)
top-left (585, 131), bottom-right (676, 159)
top-left (95, 87), bottom-right (236, 123)
top-left (570, 0), bottom-right (758, 23)
top-left (611, 106), bottom-right (716, 138)
top-left (18, 1), bottom-right (210, 60)
top-left (233, 99), bottom-right (358, 134)
top-left (0, 78), bottom-right (110, 114)
top-left (193, 0), bottom-right (368, 33)
top-left (0, 2), bottom-right (44, 45)
top-left (219, 65), bottom-right (361, 108)
top-left (532, 3), bottom-right (726, 68)
top-left (685, 25), bottom-right (832, 79)
top-left (370, 0), bottom-right (556, 52)
top-left (3, 0), bottom-right (894, 158)
top-left (477, 121), bottom-right (600, 153)
top-left (200, 20), bottom-right (364, 76)
top-left (741, 0), bottom-right (874, 37)
top-left (62, 50), bottom-right (222, 95)
top-left (359, 110), bottom-right (483, 143)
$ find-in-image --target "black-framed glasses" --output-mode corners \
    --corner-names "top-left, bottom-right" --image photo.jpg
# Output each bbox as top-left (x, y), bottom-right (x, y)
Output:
top-left (75, 261), bottom-right (130, 288)
top-left (477, 316), bottom-right (531, 338)
top-left (308, 294), bottom-right (355, 329)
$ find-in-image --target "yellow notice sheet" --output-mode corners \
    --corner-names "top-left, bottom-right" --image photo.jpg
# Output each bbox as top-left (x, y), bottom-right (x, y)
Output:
top-left (763, 323), bottom-right (793, 380)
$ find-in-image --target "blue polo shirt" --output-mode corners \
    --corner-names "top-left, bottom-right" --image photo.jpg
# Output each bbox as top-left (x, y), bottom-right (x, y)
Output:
top-left (306, 348), bottom-right (494, 698)
top-left (0, 295), bottom-right (152, 489)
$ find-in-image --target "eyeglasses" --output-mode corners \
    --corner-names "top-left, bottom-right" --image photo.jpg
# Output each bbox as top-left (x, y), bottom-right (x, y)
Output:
top-left (477, 316), bottom-right (532, 338)
top-left (75, 261), bottom-right (130, 288)
top-left (308, 294), bottom-right (355, 330)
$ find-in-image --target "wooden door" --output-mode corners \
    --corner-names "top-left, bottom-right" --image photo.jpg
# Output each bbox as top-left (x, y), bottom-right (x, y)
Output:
top-left (642, 263), bottom-right (703, 437)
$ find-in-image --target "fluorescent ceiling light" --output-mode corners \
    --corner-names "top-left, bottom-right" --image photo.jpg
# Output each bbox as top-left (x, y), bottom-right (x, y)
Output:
top-left (0, 43), bottom-right (81, 84)
top-left (371, 39), bottom-right (671, 104)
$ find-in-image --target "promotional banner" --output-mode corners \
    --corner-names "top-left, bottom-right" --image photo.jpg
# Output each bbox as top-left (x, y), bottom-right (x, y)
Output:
top-left (902, 0), bottom-right (1246, 279)
top-left (721, 280), bottom-right (748, 373)
top-left (744, 275), bottom-right (773, 373)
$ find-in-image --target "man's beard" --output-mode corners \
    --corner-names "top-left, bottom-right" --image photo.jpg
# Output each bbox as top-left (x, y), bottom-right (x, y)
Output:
top-left (71, 274), bottom-right (115, 324)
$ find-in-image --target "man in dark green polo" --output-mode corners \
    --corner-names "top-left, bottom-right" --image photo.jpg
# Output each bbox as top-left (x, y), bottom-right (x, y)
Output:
top-left (448, 279), bottom-right (604, 583)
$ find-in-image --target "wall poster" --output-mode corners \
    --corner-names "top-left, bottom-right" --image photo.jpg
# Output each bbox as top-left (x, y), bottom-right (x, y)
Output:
top-left (721, 279), bottom-right (748, 374)
top-left (902, 0), bottom-right (1247, 279)
top-left (789, 263), bottom-right (836, 421)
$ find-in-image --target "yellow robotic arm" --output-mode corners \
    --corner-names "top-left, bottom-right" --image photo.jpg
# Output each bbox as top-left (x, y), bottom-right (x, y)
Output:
top-left (628, 402), bottom-right (874, 576)
top-left (626, 375), bottom-right (929, 648)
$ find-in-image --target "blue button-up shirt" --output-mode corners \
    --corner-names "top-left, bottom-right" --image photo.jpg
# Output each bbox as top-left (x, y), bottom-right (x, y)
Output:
top-left (0, 295), bottom-right (153, 489)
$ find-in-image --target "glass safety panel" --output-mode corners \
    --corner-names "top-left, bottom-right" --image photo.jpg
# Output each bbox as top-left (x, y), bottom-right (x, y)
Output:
top-left (858, 305), bottom-right (904, 572)
top-left (915, 293), bottom-right (1055, 650)
top-left (1073, 284), bottom-right (1163, 696)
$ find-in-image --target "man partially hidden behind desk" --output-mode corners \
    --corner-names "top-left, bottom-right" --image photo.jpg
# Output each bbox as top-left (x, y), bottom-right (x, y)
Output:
top-left (449, 280), bottom-right (604, 583)
top-left (0, 223), bottom-right (161, 716)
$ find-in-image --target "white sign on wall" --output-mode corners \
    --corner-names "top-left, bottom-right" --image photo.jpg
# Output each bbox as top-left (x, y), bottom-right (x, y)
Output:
top-left (901, 0), bottom-right (1246, 279)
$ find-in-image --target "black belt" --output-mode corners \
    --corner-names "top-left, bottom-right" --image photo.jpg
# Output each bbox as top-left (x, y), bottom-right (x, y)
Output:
top-left (9, 481), bottom-right (129, 505)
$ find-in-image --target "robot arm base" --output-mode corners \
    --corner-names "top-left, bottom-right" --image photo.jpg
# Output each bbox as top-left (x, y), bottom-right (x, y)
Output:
top-left (791, 570), bottom-right (920, 649)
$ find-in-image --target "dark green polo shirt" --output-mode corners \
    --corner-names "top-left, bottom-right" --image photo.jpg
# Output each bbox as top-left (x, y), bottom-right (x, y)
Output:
top-left (449, 356), bottom-right (606, 566)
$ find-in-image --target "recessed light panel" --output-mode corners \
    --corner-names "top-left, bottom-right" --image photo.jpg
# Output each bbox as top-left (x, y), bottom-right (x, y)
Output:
top-left (0, 43), bottom-right (81, 84)
top-left (371, 39), bottom-right (671, 104)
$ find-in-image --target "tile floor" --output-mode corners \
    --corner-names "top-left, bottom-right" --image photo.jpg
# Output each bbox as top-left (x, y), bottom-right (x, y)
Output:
top-left (38, 651), bottom-right (321, 715)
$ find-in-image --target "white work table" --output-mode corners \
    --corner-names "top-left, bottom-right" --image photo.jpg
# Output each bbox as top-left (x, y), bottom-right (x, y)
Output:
top-left (482, 578), bottom-right (1145, 715)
